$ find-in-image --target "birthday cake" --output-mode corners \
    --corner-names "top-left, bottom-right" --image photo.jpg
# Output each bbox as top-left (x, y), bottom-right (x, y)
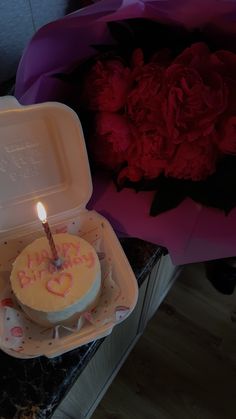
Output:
top-left (10, 233), bottom-right (101, 326)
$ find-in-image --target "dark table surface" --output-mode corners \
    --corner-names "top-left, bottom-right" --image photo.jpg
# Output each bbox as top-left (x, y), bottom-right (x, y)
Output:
top-left (0, 238), bottom-right (163, 419)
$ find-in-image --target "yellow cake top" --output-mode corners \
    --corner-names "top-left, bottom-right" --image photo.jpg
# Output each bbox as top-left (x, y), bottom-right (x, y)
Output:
top-left (10, 233), bottom-right (101, 312)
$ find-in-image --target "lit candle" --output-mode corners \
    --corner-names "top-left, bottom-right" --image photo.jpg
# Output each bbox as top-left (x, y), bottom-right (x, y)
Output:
top-left (36, 202), bottom-right (62, 268)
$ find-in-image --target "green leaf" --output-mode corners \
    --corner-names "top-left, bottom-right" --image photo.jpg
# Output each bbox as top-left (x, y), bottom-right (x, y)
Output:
top-left (189, 156), bottom-right (236, 214)
top-left (107, 21), bottom-right (135, 46)
top-left (150, 177), bottom-right (190, 216)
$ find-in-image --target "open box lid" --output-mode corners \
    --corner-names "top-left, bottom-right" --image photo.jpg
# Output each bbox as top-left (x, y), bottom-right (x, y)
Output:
top-left (0, 96), bottom-right (93, 235)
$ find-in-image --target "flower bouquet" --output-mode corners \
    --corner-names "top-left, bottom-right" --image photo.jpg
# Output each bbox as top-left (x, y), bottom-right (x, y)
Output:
top-left (77, 22), bottom-right (236, 216)
top-left (15, 0), bottom-right (236, 264)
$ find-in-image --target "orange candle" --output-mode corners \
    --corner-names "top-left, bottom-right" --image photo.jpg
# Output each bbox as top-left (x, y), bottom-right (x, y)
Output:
top-left (36, 202), bottom-right (61, 267)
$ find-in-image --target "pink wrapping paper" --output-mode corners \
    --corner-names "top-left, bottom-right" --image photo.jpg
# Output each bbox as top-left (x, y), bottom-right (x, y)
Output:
top-left (88, 173), bottom-right (236, 265)
top-left (15, 0), bottom-right (236, 265)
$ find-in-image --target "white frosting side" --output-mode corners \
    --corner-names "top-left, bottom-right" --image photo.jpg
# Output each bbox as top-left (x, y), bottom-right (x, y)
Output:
top-left (19, 270), bottom-right (101, 326)
top-left (10, 233), bottom-right (101, 326)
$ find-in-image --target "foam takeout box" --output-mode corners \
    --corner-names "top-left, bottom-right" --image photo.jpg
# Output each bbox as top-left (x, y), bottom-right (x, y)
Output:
top-left (0, 96), bottom-right (138, 358)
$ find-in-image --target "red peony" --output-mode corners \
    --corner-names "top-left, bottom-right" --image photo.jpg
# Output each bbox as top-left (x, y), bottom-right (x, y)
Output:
top-left (219, 117), bottom-right (236, 154)
top-left (127, 61), bottom-right (164, 126)
top-left (211, 50), bottom-right (236, 114)
top-left (174, 42), bottom-right (211, 71)
top-left (131, 48), bottom-right (145, 68)
top-left (82, 59), bottom-right (131, 112)
top-left (165, 133), bottom-right (218, 181)
top-left (90, 112), bottom-right (136, 170)
top-left (82, 42), bottom-right (236, 192)
top-left (161, 44), bottom-right (227, 143)
top-left (118, 128), bottom-right (175, 183)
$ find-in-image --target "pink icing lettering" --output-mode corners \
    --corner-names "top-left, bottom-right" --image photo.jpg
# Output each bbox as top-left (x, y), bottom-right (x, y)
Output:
top-left (46, 273), bottom-right (73, 297)
top-left (27, 249), bottom-right (50, 268)
top-left (71, 242), bottom-right (80, 255)
top-left (18, 271), bottom-right (33, 288)
top-left (27, 253), bottom-right (35, 269)
top-left (82, 252), bottom-right (95, 268)
top-left (32, 272), bottom-right (38, 282)
top-left (38, 269), bottom-right (48, 279)
top-left (63, 257), bottom-right (74, 269)
top-left (48, 263), bottom-right (57, 274)
top-left (41, 249), bottom-right (50, 261)
top-left (32, 270), bottom-right (46, 282)
top-left (62, 242), bottom-right (71, 257)
top-left (73, 256), bottom-right (83, 265)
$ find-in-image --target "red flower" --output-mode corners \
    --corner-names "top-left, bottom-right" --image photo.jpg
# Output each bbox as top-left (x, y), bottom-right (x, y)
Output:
top-left (211, 50), bottom-right (236, 114)
top-left (219, 117), bottom-right (236, 154)
top-left (82, 59), bottom-right (131, 112)
top-left (83, 43), bottom-right (235, 188)
top-left (131, 48), bottom-right (144, 68)
top-left (174, 42), bottom-right (211, 72)
top-left (127, 62), bottom-right (164, 126)
top-left (118, 128), bottom-right (175, 183)
top-left (150, 48), bottom-right (172, 68)
top-left (90, 112), bottom-right (136, 170)
top-left (161, 59), bottom-right (227, 143)
top-left (165, 133), bottom-right (218, 181)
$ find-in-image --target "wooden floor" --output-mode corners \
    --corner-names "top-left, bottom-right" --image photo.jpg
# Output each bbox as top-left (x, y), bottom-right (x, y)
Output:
top-left (92, 263), bottom-right (236, 419)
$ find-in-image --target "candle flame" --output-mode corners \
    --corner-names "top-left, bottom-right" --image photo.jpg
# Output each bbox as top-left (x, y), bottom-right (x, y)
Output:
top-left (36, 202), bottom-right (47, 223)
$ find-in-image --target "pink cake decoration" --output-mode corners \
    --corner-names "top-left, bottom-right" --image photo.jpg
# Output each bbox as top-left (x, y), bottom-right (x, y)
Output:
top-left (18, 271), bottom-right (34, 288)
top-left (46, 272), bottom-right (73, 297)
